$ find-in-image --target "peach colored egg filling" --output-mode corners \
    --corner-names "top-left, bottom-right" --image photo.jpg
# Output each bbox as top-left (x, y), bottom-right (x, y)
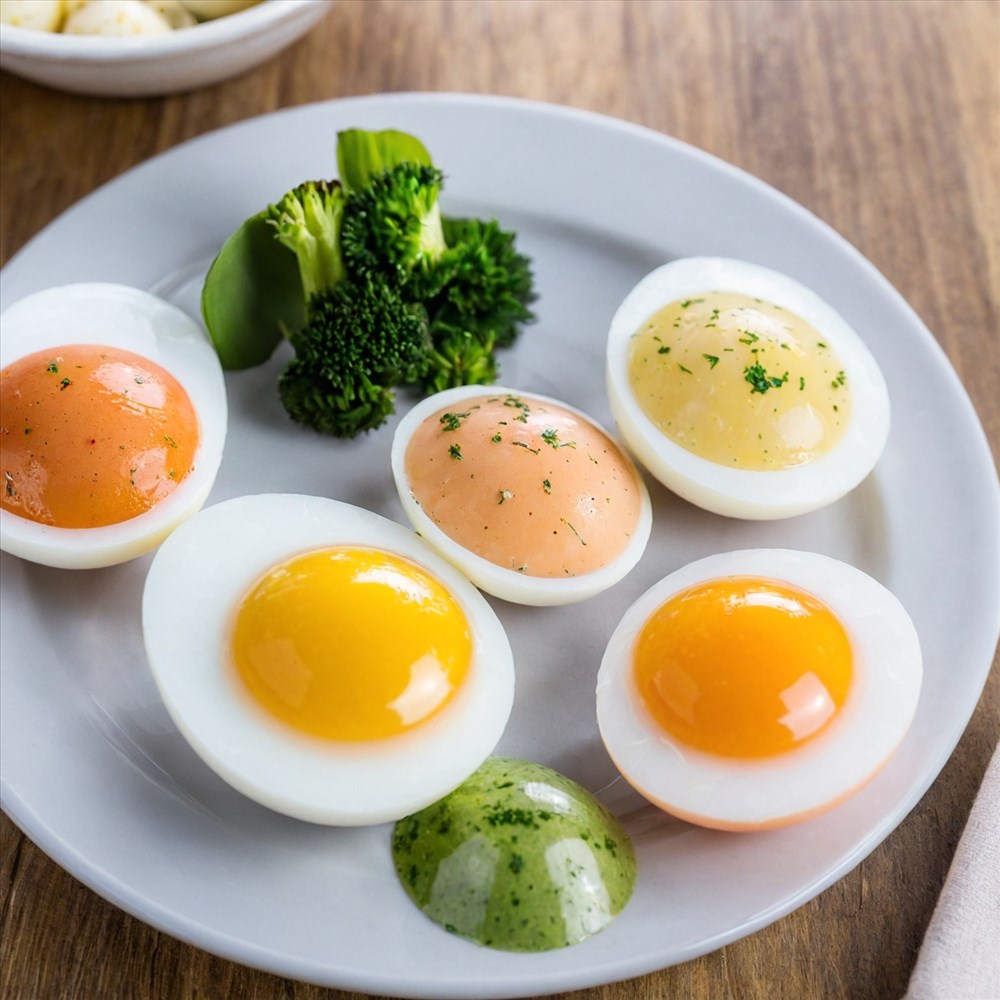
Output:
top-left (0, 344), bottom-right (199, 529)
top-left (404, 393), bottom-right (643, 578)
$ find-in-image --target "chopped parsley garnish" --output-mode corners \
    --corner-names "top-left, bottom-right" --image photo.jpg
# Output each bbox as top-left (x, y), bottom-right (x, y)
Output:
top-left (439, 411), bottom-right (471, 431)
top-left (163, 435), bottom-right (178, 448)
top-left (831, 370), bottom-right (847, 388)
top-left (498, 489), bottom-right (513, 505)
top-left (739, 331), bottom-right (760, 345)
top-left (541, 428), bottom-right (575, 449)
top-left (678, 364), bottom-right (692, 375)
top-left (59, 378), bottom-right (72, 391)
top-left (743, 362), bottom-right (788, 394)
top-left (658, 345), bottom-right (672, 355)
top-left (511, 440), bottom-right (540, 454)
top-left (448, 444), bottom-right (463, 460)
top-left (46, 362), bottom-right (58, 374)
top-left (703, 354), bottom-right (720, 369)
top-left (542, 478), bottom-right (552, 494)
top-left (560, 518), bottom-right (587, 545)
top-left (491, 432), bottom-right (502, 443)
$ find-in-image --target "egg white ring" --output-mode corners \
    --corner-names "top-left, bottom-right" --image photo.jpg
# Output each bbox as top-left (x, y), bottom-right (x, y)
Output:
top-left (606, 258), bottom-right (891, 519)
top-left (391, 384), bottom-right (653, 606)
top-left (0, 283), bottom-right (227, 568)
top-left (596, 549), bottom-right (922, 830)
top-left (142, 493), bottom-right (516, 826)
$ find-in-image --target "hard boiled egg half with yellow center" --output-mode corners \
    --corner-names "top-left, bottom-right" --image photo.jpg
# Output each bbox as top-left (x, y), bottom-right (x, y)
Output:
top-left (0, 283), bottom-right (227, 569)
top-left (597, 549), bottom-right (922, 830)
top-left (606, 258), bottom-right (890, 518)
top-left (142, 493), bottom-right (515, 825)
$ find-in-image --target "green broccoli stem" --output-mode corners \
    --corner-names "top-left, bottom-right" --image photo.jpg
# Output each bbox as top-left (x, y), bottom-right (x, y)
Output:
top-left (268, 180), bottom-right (346, 302)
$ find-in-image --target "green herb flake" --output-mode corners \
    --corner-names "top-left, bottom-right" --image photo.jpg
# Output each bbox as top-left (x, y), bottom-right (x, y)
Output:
top-left (739, 331), bottom-right (760, 345)
top-left (800, 376), bottom-right (806, 390)
top-left (678, 364), bottom-right (693, 375)
top-left (657, 344), bottom-right (672, 355)
top-left (163, 435), bottom-right (178, 448)
top-left (59, 378), bottom-right (72, 391)
top-left (46, 362), bottom-right (59, 374)
top-left (743, 362), bottom-right (789, 394)
top-left (703, 354), bottom-right (720, 369)
top-left (498, 489), bottom-right (513, 505)
top-left (831, 370), bottom-right (847, 389)
top-left (542, 478), bottom-right (552, 494)
top-left (439, 410), bottom-right (471, 432)
top-left (561, 518), bottom-right (587, 546)
top-left (448, 444), bottom-right (463, 461)
top-left (511, 440), bottom-right (540, 455)
top-left (491, 432), bottom-right (502, 443)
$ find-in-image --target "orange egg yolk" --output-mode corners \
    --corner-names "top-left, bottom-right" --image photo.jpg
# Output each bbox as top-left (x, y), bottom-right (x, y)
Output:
top-left (230, 547), bottom-right (473, 741)
top-left (632, 577), bottom-right (853, 758)
top-left (0, 344), bottom-right (199, 529)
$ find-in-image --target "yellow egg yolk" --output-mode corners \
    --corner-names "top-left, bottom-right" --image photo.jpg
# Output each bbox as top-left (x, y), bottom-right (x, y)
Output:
top-left (0, 344), bottom-right (199, 528)
top-left (627, 291), bottom-right (852, 469)
top-left (230, 547), bottom-right (473, 741)
top-left (632, 577), bottom-right (853, 758)
top-left (404, 394), bottom-right (643, 577)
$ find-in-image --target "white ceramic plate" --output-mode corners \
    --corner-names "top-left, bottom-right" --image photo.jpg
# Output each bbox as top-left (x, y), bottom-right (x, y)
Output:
top-left (1, 94), bottom-right (997, 998)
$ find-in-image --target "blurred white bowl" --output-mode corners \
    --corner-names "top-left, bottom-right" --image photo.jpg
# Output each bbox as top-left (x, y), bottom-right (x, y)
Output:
top-left (0, 0), bottom-right (331, 97)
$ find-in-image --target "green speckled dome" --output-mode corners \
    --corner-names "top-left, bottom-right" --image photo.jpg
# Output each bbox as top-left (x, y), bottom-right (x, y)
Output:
top-left (391, 757), bottom-right (636, 952)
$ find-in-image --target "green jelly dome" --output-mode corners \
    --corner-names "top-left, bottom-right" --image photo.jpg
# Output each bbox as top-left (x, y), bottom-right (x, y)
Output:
top-left (391, 756), bottom-right (636, 952)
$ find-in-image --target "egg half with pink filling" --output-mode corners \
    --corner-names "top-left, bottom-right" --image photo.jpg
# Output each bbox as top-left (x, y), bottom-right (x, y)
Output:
top-left (391, 385), bottom-right (652, 606)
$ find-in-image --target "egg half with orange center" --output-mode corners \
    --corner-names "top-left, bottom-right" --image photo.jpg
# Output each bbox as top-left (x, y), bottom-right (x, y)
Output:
top-left (596, 549), bottom-right (922, 830)
top-left (0, 283), bottom-right (227, 568)
top-left (142, 493), bottom-right (515, 825)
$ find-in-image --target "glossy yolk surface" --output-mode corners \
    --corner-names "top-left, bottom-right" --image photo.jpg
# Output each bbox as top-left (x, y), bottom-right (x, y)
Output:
top-left (404, 394), bottom-right (643, 577)
top-left (632, 576), bottom-right (853, 758)
top-left (230, 547), bottom-right (472, 741)
top-left (627, 291), bottom-right (852, 469)
top-left (0, 344), bottom-right (199, 528)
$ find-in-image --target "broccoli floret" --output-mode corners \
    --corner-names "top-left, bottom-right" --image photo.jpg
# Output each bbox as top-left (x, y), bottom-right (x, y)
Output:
top-left (268, 180), bottom-right (346, 302)
top-left (279, 279), bottom-right (430, 438)
top-left (422, 319), bottom-right (498, 394)
top-left (434, 217), bottom-right (536, 347)
top-left (340, 163), bottom-right (449, 294)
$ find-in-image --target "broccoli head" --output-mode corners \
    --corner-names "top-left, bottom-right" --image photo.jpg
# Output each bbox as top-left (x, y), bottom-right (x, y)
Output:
top-left (279, 278), bottom-right (430, 438)
top-left (340, 163), bottom-right (449, 294)
top-left (422, 319), bottom-right (498, 394)
top-left (434, 217), bottom-right (536, 347)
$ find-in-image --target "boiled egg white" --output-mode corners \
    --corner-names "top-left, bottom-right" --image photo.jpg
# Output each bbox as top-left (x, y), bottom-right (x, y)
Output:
top-left (606, 257), bottom-right (890, 519)
top-left (596, 549), bottom-right (922, 831)
top-left (0, 283), bottom-right (227, 569)
top-left (391, 385), bottom-right (652, 606)
top-left (142, 493), bottom-right (515, 826)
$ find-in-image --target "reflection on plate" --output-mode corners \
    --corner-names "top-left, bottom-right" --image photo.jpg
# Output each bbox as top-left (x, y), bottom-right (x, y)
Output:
top-left (1, 94), bottom-right (997, 998)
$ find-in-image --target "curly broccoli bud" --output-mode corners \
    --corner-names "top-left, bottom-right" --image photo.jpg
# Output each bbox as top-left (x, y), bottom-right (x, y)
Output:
top-left (422, 319), bottom-right (498, 394)
top-left (434, 217), bottom-right (537, 347)
top-left (340, 163), bottom-right (449, 292)
top-left (268, 180), bottom-right (346, 302)
top-left (279, 279), bottom-right (430, 437)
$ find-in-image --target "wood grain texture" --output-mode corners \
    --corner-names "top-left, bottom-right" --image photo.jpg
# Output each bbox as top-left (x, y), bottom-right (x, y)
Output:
top-left (1, 1), bottom-right (997, 998)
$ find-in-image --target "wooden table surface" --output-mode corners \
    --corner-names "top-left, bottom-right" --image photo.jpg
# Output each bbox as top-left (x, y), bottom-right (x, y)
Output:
top-left (1, 1), bottom-right (997, 998)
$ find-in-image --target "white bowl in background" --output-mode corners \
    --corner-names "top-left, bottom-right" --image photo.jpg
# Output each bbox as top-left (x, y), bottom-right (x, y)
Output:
top-left (0, 0), bottom-right (332, 97)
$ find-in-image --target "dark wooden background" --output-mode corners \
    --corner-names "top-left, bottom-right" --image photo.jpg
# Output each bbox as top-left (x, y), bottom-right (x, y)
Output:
top-left (1, 1), bottom-right (997, 998)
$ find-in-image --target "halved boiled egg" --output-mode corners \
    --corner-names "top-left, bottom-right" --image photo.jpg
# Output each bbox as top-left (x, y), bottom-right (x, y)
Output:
top-left (596, 549), bottom-right (922, 830)
top-left (391, 385), bottom-right (652, 606)
top-left (142, 493), bottom-right (515, 825)
top-left (0, 283), bottom-right (227, 569)
top-left (606, 258), bottom-right (890, 518)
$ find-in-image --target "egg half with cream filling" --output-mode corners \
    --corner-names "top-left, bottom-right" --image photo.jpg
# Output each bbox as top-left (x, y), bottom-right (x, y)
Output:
top-left (606, 258), bottom-right (890, 519)
top-left (596, 549), bottom-right (922, 830)
top-left (142, 493), bottom-right (515, 825)
top-left (391, 385), bottom-right (652, 606)
top-left (0, 283), bottom-right (227, 569)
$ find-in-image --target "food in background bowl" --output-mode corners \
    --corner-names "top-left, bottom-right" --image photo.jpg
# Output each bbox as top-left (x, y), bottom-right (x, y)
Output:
top-left (0, 0), bottom-right (262, 35)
